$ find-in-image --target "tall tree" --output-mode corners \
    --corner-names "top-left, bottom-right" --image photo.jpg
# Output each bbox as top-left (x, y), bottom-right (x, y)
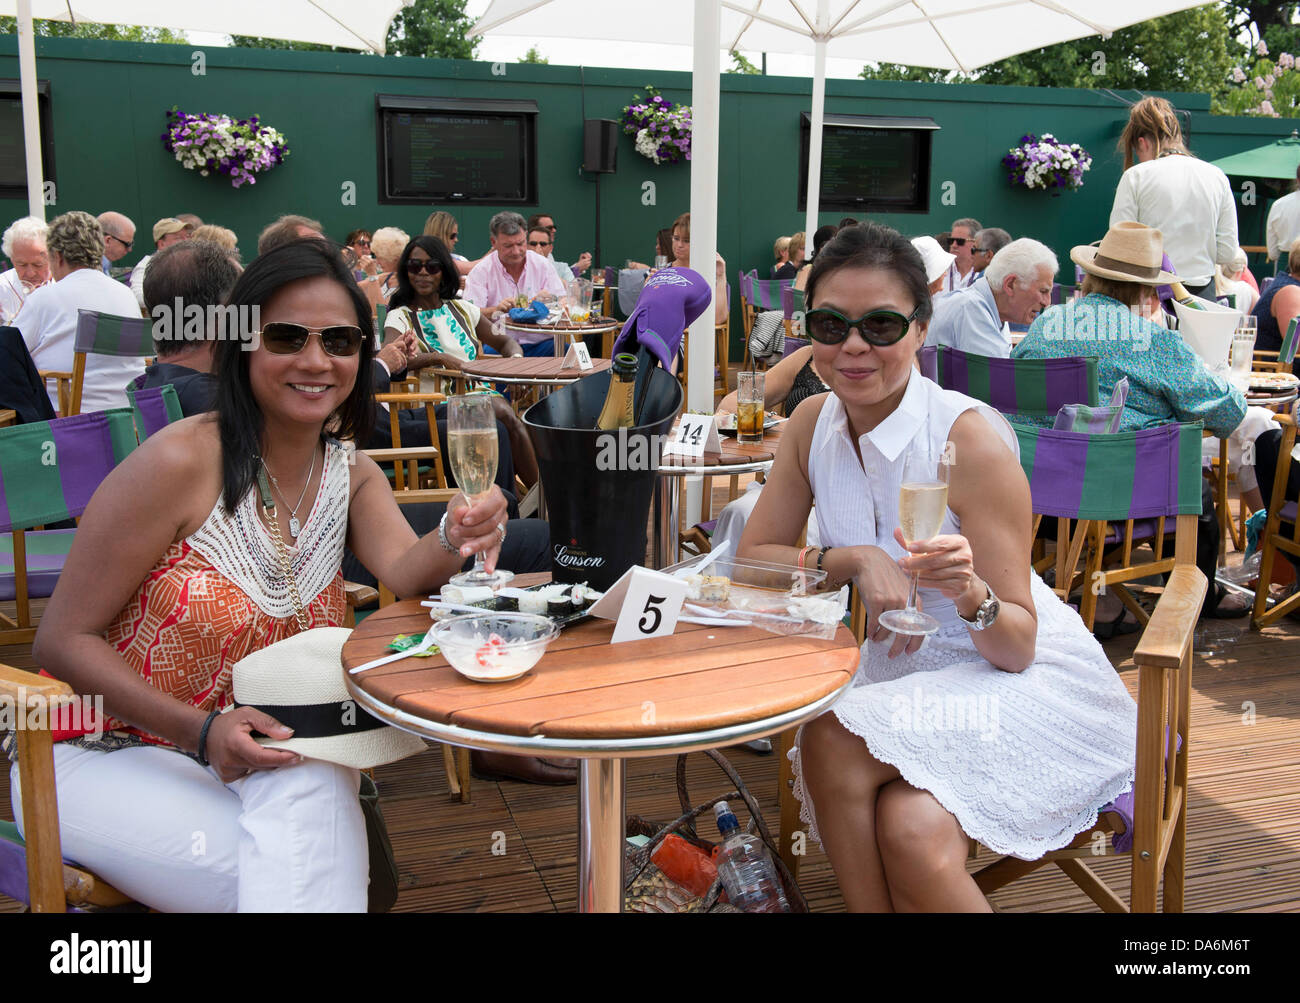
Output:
top-left (518, 46), bottom-right (549, 64)
top-left (232, 0), bottom-right (479, 58)
top-left (860, 4), bottom-right (1234, 98)
top-left (0, 18), bottom-right (186, 43)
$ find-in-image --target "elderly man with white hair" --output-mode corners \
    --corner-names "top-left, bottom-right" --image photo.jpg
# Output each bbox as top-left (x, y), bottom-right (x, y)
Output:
top-left (925, 238), bottom-right (1058, 358)
top-left (1, 216), bottom-right (51, 326)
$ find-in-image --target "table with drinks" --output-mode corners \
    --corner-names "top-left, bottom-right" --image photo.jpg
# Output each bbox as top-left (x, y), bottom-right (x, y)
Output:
top-left (341, 581), bottom-right (860, 912)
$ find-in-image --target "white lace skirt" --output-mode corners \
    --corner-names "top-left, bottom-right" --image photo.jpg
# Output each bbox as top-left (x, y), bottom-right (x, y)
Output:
top-left (789, 575), bottom-right (1138, 860)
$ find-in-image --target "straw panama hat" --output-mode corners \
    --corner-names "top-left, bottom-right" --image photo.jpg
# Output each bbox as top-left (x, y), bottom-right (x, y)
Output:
top-left (911, 235), bottom-right (956, 285)
top-left (1071, 221), bottom-right (1180, 286)
top-left (231, 628), bottom-right (426, 770)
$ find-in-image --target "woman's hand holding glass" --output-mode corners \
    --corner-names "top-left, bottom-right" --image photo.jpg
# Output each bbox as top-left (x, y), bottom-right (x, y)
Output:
top-left (893, 528), bottom-right (981, 609)
top-left (855, 546), bottom-right (927, 659)
top-left (444, 486), bottom-right (509, 572)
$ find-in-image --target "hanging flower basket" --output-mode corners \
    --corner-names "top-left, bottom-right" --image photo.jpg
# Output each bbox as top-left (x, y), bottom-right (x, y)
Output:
top-left (162, 108), bottom-right (290, 189)
top-left (1002, 133), bottom-right (1091, 193)
top-left (621, 86), bottom-right (692, 165)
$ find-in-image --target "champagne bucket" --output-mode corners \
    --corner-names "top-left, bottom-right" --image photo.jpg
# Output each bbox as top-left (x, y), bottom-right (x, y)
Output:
top-left (523, 367), bottom-right (682, 590)
top-left (1172, 298), bottom-right (1239, 372)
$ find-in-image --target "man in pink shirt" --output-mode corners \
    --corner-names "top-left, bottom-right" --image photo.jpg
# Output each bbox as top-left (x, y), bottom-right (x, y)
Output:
top-left (464, 211), bottom-right (567, 356)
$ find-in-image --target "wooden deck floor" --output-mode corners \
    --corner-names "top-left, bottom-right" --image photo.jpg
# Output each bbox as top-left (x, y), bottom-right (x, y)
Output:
top-left (2, 486), bottom-right (1298, 913)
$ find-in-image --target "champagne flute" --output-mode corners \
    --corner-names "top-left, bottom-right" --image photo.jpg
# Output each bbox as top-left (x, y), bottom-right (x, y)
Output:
top-left (878, 443), bottom-right (950, 637)
top-left (446, 394), bottom-right (514, 589)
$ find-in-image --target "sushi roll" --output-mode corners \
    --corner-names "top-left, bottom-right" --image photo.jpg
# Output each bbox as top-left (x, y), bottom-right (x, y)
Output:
top-left (699, 576), bottom-right (731, 602)
top-left (517, 590), bottom-right (550, 616)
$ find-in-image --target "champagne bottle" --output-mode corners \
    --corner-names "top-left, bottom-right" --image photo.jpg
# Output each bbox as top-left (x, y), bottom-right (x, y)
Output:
top-left (1169, 281), bottom-right (1207, 311)
top-left (594, 352), bottom-right (638, 430)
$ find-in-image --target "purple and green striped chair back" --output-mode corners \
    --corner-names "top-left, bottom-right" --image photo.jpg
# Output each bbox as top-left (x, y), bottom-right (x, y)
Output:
top-left (74, 310), bottom-right (155, 358)
top-left (739, 269), bottom-right (755, 307)
top-left (126, 384), bottom-right (183, 442)
top-left (1014, 421), bottom-right (1204, 521)
top-left (750, 274), bottom-right (793, 312)
top-left (920, 345), bottom-right (1099, 418)
top-left (0, 408), bottom-right (137, 532)
top-left (1280, 315), bottom-right (1300, 365)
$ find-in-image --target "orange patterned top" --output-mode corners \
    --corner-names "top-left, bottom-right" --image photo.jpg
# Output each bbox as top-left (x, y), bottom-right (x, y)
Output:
top-left (55, 441), bottom-right (351, 744)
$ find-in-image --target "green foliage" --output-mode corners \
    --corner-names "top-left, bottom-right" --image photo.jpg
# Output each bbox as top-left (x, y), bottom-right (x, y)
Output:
top-left (727, 50), bottom-right (762, 75)
top-left (1216, 43), bottom-right (1300, 116)
top-left (0, 17), bottom-right (186, 43)
top-left (519, 46), bottom-right (549, 64)
top-left (859, 4), bottom-right (1233, 98)
top-left (233, 0), bottom-right (479, 58)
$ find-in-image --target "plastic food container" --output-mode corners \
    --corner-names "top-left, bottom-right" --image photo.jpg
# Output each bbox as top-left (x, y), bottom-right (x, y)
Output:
top-left (430, 613), bottom-right (560, 682)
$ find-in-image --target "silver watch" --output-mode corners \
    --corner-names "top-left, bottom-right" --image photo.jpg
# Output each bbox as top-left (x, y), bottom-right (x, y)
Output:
top-left (957, 581), bottom-right (1000, 631)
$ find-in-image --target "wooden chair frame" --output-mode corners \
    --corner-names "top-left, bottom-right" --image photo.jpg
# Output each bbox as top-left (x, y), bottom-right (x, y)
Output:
top-left (373, 391), bottom-right (448, 492)
top-left (1252, 412), bottom-right (1300, 627)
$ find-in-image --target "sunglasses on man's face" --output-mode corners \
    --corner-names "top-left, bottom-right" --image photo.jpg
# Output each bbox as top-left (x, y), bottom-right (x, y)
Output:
top-left (528, 239), bottom-right (552, 248)
top-left (258, 322), bottom-right (364, 357)
top-left (406, 259), bottom-right (440, 274)
top-left (948, 237), bottom-right (972, 247)
top-left (804, 306), bottom-right (921, 347)
top-left (107, 234), bottom-right (133, 251)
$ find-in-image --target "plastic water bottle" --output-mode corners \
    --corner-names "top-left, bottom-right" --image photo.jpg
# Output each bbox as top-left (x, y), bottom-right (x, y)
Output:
top-left (712, 801), bottom-right (790, 913)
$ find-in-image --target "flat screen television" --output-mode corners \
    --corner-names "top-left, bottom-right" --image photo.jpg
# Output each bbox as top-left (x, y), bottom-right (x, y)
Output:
top-left (0, 79), bottom-right (55, 201)
top-left (797, 113), bottom-right (937, 214)
top-left (377, 94), bottom-right (538, 205)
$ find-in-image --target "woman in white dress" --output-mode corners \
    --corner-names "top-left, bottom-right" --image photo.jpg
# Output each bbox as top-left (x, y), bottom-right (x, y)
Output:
top-left (739, 222), bottom-right (1137, 912)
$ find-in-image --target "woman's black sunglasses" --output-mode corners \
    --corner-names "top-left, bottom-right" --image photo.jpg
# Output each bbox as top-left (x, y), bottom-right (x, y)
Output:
top-left (406, 259), bottom-right (441, 274)
top-left (804, 306), bottom-right (921, 346)
top-left (258, 322), bottom-right (364, 357)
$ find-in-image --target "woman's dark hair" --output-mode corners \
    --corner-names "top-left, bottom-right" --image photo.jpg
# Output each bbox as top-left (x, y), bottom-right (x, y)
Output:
top-left (213, 238), bottom-right (376, 513)
top-left (387, 235), bottom-right (460, 312)
top-left (656, 227), bottom-right (674, 260)
top-left (805, 221), bottom-right (933, 324)
top-left (345, 229), bottom-right (372, 247)
top-left (811, 224), bottom-right (839, 261)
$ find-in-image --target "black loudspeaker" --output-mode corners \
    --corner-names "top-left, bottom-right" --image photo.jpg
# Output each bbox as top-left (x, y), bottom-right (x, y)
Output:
top-left (583, 118), bottom-right (618, 174)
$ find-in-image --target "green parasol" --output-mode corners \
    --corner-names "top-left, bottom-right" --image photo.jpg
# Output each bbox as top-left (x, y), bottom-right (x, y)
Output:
top-left (1210, 131), bottom-right (1300, 180)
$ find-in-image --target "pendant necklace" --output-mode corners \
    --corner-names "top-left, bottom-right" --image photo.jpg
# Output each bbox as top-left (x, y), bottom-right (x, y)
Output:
top-left (261, 445), bottom-right (317, 539)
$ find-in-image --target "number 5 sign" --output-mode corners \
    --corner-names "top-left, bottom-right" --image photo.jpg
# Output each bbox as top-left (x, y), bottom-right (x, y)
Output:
top-left (589, 566), bottom-right (689, 643)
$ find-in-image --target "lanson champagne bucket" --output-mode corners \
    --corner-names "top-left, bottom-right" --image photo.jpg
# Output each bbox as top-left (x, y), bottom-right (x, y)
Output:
top-left (523, 366), bottom-right (682, 590)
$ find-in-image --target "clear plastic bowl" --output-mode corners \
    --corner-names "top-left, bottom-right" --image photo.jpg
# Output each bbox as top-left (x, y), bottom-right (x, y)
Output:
top-left (430, 613), bottom-right (560, 682)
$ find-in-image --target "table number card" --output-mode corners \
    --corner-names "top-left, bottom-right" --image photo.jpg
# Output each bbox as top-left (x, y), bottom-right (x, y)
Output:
top-left (561, 336), bottom-right (594, 371)
top-left (589, 566), bottom-right (689, 644)
top-left (662, 414), bottom-right (721, 458)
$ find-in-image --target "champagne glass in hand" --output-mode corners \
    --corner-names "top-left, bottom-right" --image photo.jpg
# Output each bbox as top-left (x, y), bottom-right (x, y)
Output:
top-left (447, 394), bottom-right (514, 589)
top-left (878, 443), bottom-right (950, 637)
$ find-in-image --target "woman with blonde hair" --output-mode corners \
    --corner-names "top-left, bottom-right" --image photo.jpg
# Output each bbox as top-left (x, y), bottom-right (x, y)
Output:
top-left (358, 225), bottom-right (409, 315)
top-left (1110, 96), bottom-right (1237, 298)
top-left (423, 210), bottom-right (475, 277)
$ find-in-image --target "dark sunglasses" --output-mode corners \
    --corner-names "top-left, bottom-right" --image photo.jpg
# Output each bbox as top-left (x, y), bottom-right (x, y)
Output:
top-left (804, 306), bottom-right (921, 346)
top-left (948, 237), bottom-right (972, 247)
top-left (528, 239), bottom-right (552, 247)
top-left (449, 231), bottom-right (458, 239)
top-left (406, 259), bottom-right (441, 274)
top-left (258, 322), bottom-right (364, 357)
top-left (107, 233), bottom-right (133, 251)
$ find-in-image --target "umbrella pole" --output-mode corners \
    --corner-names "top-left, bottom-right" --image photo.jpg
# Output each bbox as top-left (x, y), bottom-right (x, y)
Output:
top-left (17, 0), bottom-right (45, 221)
top-left (803, 1), bottom-right (829, 244)
top-left (685, 0), bottom-right (721, 532)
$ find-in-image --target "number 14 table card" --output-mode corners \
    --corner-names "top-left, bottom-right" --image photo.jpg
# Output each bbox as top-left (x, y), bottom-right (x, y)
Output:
top-left (588, 566), bottom-right (689, 644)
top-left (662, 413), bottom-right (721, 458)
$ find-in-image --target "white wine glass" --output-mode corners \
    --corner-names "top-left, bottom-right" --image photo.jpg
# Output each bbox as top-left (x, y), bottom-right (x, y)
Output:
top-left (878, 443), bottom-right (950, 637)
top-left (446, 394), bottom-right (514, 589)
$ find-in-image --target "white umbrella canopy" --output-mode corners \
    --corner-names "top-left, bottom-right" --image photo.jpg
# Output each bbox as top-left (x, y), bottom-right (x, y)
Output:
top-left (2, 0), bottom-right (413, 218)
top-left (0, 1), bottom-right (408, 51)
top-left (470, 0), bottom-right (1211, 420)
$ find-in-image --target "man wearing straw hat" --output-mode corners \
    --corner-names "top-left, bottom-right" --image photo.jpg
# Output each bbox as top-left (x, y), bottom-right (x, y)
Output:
top-left (1013, 221), bottom-right (1257, 621)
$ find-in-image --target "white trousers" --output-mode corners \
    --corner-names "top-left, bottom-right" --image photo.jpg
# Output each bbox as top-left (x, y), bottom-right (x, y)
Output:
top-left (711, 481), bottom-right (821, 556)
top-left (10, 742), bottom-right (368, 913)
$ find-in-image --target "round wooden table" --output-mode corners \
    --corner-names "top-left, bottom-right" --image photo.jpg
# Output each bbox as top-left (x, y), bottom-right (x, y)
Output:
top-left (502, 317), bottom-right (621, 358)
top-left (652, 419), bottom-right (787, 568)
top-left (342, 585), bottom-right (858, 913)
top-left (459, 355), bottom-right (612, 388)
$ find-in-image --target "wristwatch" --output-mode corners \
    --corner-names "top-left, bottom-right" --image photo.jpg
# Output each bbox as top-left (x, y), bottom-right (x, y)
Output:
top-left (957, 580), bottom-right (1001, 631)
